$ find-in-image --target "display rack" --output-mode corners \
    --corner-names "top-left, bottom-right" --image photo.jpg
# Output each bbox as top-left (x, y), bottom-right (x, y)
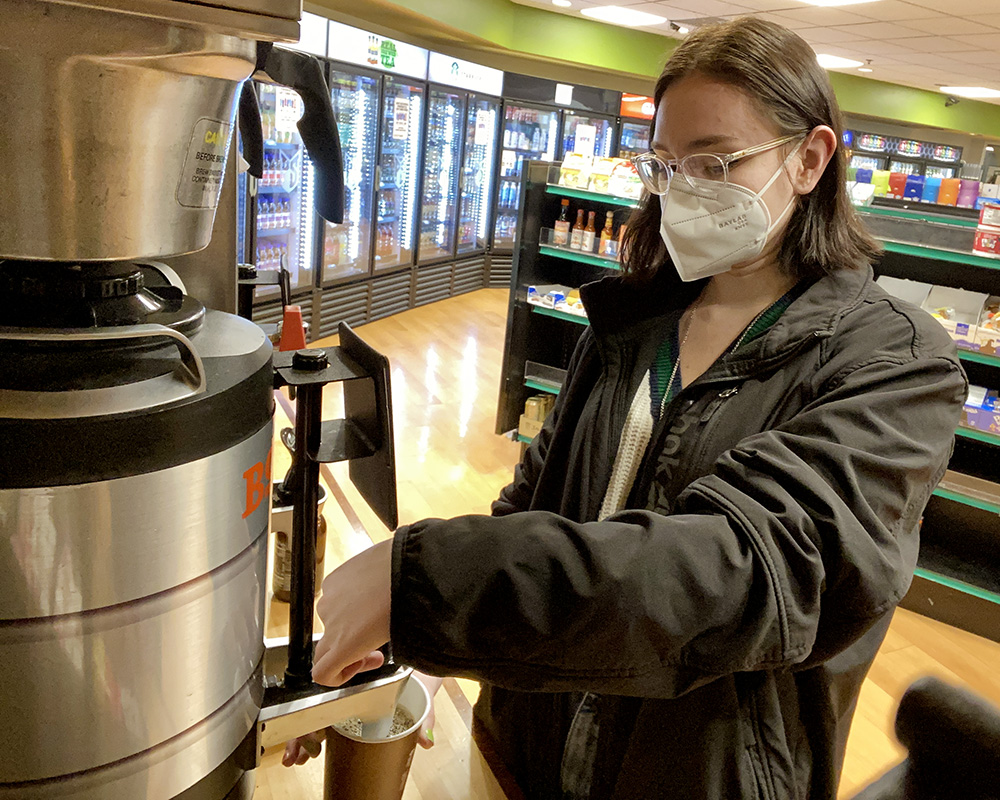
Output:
top-left (496, 164), bottom-right (1000, 643)
top-left (495, 160), bottom-right (635, 434)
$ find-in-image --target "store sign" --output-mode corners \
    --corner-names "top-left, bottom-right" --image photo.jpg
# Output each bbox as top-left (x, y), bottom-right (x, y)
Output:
top-left (283, 12), bottom-right (327, 57)
top-left (555, 83), bottom-right (574, 106)
top-left (328, 20), bottom-right (428, 80)
top-left (393, 97), bottom-right (409, 141)
top-left (428, 53), bottom-right (503, 96)
top-left (275, 87), bottom-right (302, 135)
top-left (575, 124), bottom-right (597, 157)
top-left (475, 109), bottom-right (494, 146)
top-left (620, 94), bottom-right (655, 120)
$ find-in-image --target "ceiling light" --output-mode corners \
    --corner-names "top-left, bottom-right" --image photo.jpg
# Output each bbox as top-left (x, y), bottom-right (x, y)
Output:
top-left (858, 67), bottom-right (873, 72)
top-left (816, 53), bottom-right (864, 69)
top-left (939, 86), bottom-right (1000, 99)
top-left (796, 0), bottom-right (882, 6)
top-left (580, 6), bottom-right (667, 27)
top-left (552, 0), bottom-right (572, 6)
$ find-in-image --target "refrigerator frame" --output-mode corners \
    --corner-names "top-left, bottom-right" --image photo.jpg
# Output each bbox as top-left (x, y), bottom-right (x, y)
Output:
top-left (456, 91), bottom-right (502, 259)
top-left (416, 83), bottom-right (470, 268)
top-left (247, 79), bottom-right (325, 306)
top-left (319, 61), bottom-right (384, 288)
top-left (372, 73), bottom-right (431, 278)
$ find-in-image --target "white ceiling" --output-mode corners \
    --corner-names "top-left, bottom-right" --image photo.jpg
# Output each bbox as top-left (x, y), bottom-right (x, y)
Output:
top-left (509, 0), bottom-right (1000, 105)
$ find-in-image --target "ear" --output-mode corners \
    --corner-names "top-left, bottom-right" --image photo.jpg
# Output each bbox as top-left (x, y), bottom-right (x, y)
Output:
top-left (789, 125), bottom-right (837, 196)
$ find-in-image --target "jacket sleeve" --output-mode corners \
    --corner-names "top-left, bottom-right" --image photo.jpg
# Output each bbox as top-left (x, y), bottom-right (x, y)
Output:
top-left (390, 351), bottom-right (966, 699)
top-left (491, 330), bottom-right (596, 517)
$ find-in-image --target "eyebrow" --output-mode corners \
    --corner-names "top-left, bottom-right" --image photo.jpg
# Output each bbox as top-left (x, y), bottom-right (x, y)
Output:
top-left (651, 135), bottom-right (739, 154)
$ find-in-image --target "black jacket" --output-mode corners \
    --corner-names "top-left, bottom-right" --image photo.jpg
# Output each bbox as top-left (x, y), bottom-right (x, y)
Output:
top-left (390, 264), bottom-right (967, 799)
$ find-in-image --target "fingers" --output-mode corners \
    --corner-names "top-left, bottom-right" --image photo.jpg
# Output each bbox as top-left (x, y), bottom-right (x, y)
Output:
top-left (417, 726), bottom-right (435, 749)
top-left (281, 732), bottom-right (325, 767)
top-left (312, 649), bottom-right (385, 687)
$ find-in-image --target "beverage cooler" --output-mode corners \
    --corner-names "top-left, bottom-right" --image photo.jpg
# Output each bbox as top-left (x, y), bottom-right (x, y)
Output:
top-left (495, 102), bottom-right (559, 250)
top-left (323, 68), bottom-right (379, 282)
top-left (459, 95), bottom-right (500, 254)
top-left (618, 120), bottom-right (650, 160)
top-left (561, 111), bottom-right (616, 160)
top-left (248, 83), bottom-right (318, 299)
top-left (492, 74), bottom-right (621, 251)
top-left (617, 94), bottom-right (654, 160)
top-left (419, 87), bottom-right (500, 262)
top-left (419, 88), bottom-right (465, 263)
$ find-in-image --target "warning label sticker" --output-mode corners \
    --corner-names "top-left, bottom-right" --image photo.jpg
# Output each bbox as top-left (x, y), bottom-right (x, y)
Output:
top-left (177, 118), bottom-right (232, 209)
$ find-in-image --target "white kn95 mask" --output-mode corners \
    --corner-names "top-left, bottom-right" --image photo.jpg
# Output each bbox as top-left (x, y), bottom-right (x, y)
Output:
top-left (659, 143), bottom-right (802, 282)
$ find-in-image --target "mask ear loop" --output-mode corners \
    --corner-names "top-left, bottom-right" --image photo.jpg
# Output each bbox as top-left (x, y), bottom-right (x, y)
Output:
top-left (756, 137), bottom-right (807, 235)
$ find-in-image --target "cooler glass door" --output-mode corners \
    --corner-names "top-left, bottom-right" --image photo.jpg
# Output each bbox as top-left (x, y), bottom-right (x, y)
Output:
top-left (254, 82), bottom-right (318, 297)
top-left (850, 154), bottom-right (886, 173)
top-left (926, 165), bottom-right (958, 180)
top-left (419, 88), bottom-right (464, 264)
top-left (322, 68), bottom-right (379, 283)
top-left (494, 103), bottom-right (559, 250)
top-left (458, 95), bottom-right (499, 255)
top-left (561, 113), bottom-right (616, 160)
top-left (619, 120), bottom-right (650, 161)
top-left (889, 158), bottom-right (924, 176)
top-left (375, 78), bottom-right (425, 272)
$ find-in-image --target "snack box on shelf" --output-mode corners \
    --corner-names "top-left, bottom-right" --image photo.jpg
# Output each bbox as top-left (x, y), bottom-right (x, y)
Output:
top-left (558, 153), bottom-right (594, 190)
top-left (588, 157), bottom-right (617, 194)
top-left (921, 285), bottom-right (988, 350)
top-left (962, 384), bottom-right (1000, 435)
top-left (526, 283), bottom-right (587, 317)
top-left (975, 296), bottom-right (1000, 353)
top-left (876, 275), bottom-right (933, 309)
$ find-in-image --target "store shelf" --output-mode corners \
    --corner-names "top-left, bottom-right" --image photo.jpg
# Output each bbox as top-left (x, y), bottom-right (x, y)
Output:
top-left (881, 240), bottom-right (1000, 271)
top-left (958, 349), bottom-right (1000, 369)
top-left (529, 304), bottom-right (590, 326)
top-left (258, 227), bottom-right (294, 237)
top-left (956, 426), bottom-right (1000, 447)
top-left (934, 471), bottom-right (1000, 515)
top-left (860, 205), bottom-right (979, 229)
top-left (524, 378), bottom-right (561, 395)
top-left (545, 184), bottom-right (641, 209)
top-left (913, 567), bottom-right (1000, 606)
top-left (257, 186), bottom-right (288, 195)
top-left (539, 243), bottom-right (621, 270)
top-left (265, 142), bottom-right (300, 150)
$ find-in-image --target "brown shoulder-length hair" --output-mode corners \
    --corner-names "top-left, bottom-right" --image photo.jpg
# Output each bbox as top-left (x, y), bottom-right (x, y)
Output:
top-left (621, 16), bottom-right (880, 281)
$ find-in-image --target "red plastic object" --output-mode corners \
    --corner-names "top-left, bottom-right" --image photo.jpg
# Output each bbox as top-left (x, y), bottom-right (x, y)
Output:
top-left (278, 305), bottom-right (308, 351)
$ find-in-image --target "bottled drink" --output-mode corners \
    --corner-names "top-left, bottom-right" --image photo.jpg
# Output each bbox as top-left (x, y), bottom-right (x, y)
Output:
top-left (582, 211), bottom-right (597, 252)
top-left (553, 199), bottom-right (571, 246)
top-left (570, 209), bottom-right (585, 250)
top-left (599, 211), bottom-right (614, 255)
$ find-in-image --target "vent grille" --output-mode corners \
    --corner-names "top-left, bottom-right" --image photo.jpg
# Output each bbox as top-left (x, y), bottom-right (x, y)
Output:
top-left (370, 271), bottom-right (412, 321)
top-left (488, 254), bottom-right (513, 287)
top-left (414, 263), bottom-right (453, 307)
top-left (318, 282), bottom-right (370, 339)
top-left (453, 256), bottom-right (487, 296)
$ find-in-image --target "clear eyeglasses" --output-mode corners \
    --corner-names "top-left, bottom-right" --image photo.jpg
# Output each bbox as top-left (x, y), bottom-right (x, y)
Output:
top-left (631, 133), bottom-right (805, 195)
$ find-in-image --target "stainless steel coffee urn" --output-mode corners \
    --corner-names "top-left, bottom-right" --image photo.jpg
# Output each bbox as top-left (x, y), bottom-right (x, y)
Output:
top-left (0, 2), bottom-right (392, 798)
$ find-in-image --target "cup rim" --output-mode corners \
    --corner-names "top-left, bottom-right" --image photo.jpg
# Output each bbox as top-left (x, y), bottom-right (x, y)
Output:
top-left (327, 676), bottom-right (431, 744)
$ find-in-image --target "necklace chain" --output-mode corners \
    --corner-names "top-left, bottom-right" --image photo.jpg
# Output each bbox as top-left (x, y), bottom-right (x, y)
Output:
top-left (663, 295), bottom-right (773, 414)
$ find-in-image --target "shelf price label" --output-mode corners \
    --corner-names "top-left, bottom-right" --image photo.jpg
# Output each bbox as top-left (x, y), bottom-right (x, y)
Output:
top-left (393, 97), bottom-right (409, 141)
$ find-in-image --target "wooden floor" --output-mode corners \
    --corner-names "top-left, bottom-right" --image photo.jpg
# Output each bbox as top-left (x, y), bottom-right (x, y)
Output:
top-left (256, 287), bottom-right (1000, 800)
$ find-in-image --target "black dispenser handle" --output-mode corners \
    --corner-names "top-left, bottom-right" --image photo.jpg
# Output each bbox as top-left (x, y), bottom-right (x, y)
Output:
top-left (238, 81), bottom-right (264, 180)
top-left (255, 43), bottom-right (345, 224)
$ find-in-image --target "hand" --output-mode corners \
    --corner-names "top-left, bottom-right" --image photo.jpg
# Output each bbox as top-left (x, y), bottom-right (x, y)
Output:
top-left (412, 671), bottom-right (444, 749)
top-left (281, 730), bottom-right (324, 767)
top-left (312, 540), bottom-right (393, 687)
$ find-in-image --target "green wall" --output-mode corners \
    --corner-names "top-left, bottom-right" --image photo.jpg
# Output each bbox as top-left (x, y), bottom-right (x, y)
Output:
top-left (322, 0), bottom-right (1000, 140)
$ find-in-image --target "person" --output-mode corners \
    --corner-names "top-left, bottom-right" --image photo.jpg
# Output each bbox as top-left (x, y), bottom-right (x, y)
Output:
top-left (285, 16), bottom-right (967, 799)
